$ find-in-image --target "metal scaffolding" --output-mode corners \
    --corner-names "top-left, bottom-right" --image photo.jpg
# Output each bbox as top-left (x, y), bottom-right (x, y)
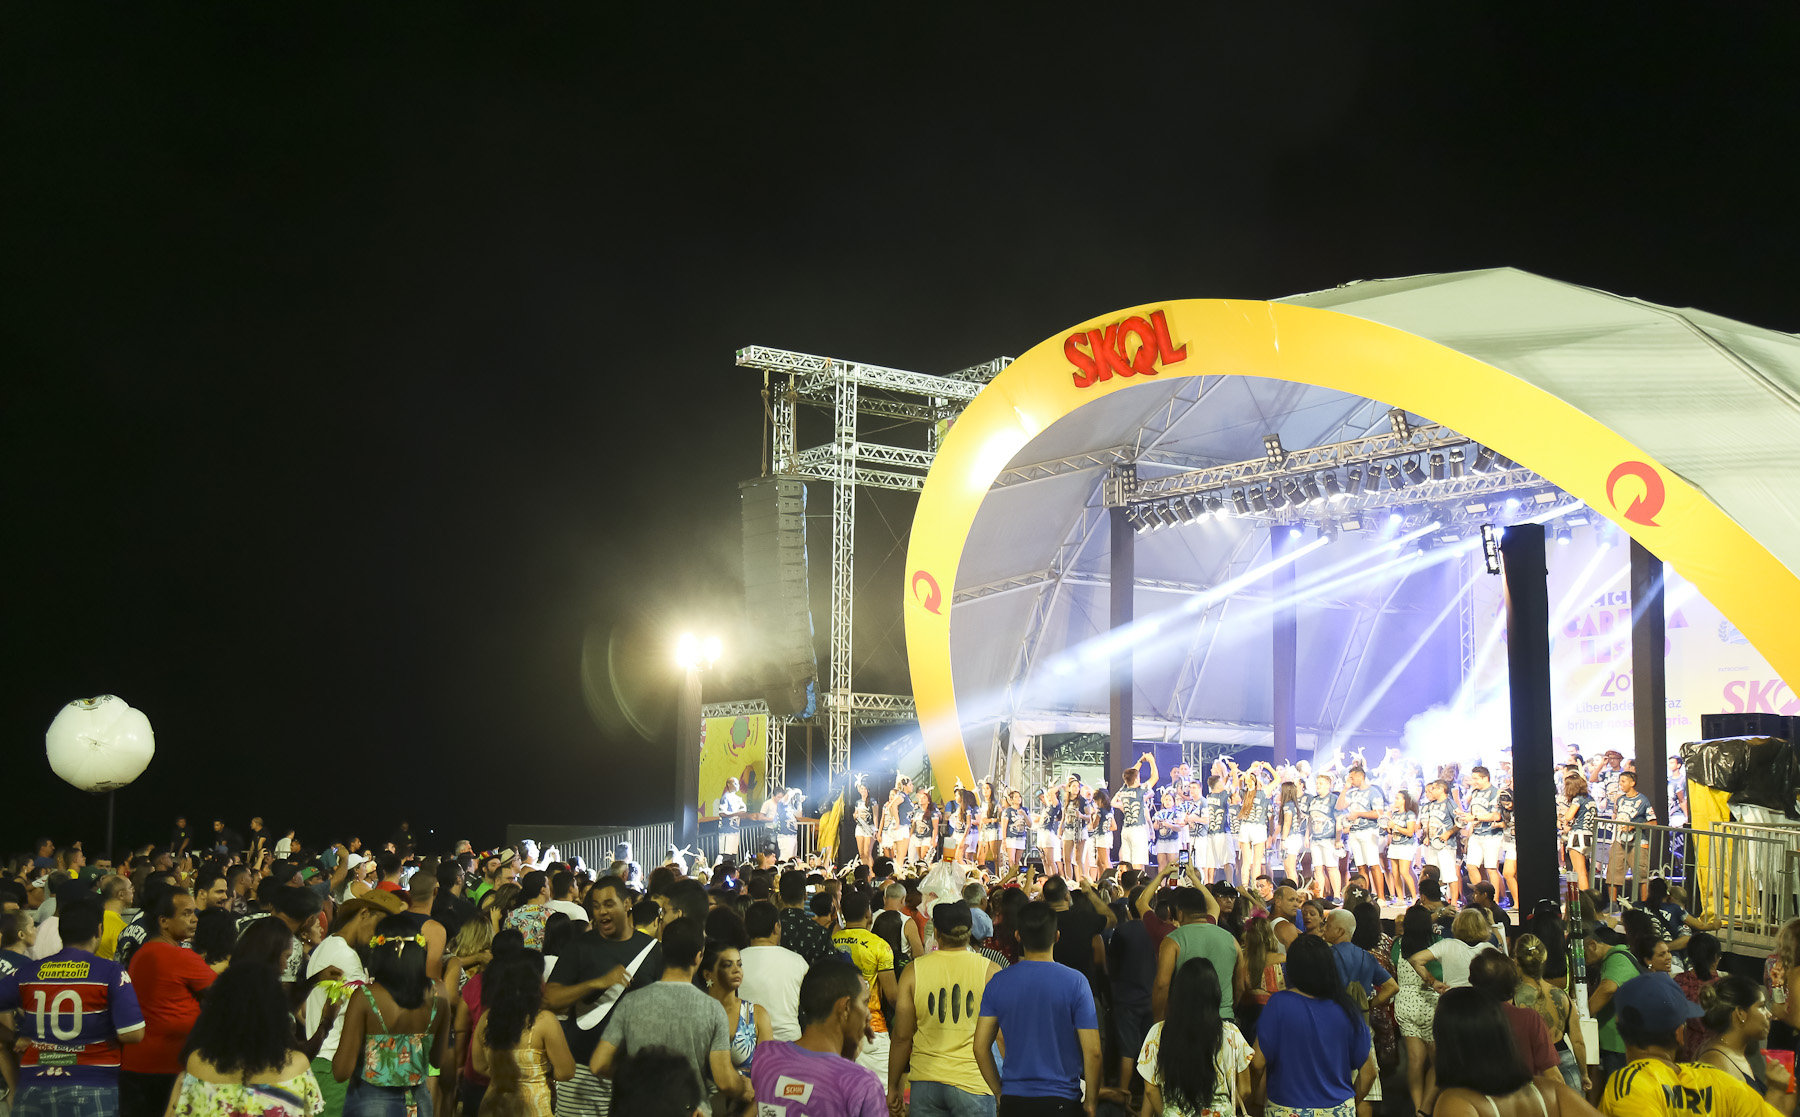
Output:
top-left (736, 346), bottom-right (1010, 782)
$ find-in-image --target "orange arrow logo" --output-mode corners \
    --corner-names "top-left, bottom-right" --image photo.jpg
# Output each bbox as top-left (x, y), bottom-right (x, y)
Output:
top-left (1606, 461), bottom-right (1665, 526)
top-left (911, 570), bottom-right (942, 614)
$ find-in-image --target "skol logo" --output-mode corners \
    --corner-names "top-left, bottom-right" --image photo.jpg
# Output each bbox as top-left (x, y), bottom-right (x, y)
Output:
top-left (911, 570), bottom-right (942, 614)
top-left (1065, 309), bottom-right (1187, 389)
top-left (1607, 461), bottom-right (1666, 526)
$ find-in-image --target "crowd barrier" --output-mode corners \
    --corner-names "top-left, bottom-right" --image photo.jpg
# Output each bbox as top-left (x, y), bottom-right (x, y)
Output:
top-left (533, 819), bottom-right (820, 873)
top-left (1596, 815), bottom-right (1799, 956)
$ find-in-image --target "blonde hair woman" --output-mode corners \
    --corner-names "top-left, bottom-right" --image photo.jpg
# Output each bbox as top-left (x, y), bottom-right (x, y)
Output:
top-left (1513, 933), bottom-right (1589, 1093)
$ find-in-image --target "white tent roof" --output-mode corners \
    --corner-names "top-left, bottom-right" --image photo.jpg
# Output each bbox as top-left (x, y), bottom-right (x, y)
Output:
top-left (950, 268), bottom-right (1800, 771)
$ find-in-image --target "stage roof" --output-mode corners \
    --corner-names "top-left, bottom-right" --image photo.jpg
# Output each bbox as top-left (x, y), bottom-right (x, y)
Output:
top-left (948, 268), bottom-right (1800, 771)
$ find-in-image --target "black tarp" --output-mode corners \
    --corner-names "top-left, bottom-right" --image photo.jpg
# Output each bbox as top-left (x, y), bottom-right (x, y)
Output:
top-left (1681, 735), bottom-right (1800, 818)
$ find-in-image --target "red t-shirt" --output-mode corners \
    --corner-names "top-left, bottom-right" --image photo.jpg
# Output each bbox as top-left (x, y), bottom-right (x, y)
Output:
top-left (121, 941), bottom-right (216, 1074)
top-left (1500, 1002), bottom-right (1558, 1077)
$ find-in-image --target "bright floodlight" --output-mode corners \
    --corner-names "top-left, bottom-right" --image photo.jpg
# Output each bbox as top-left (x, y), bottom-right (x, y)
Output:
top-left (676, 633), bottom-right (720, 669)
top-left (702, 636), bottom-right (722, 663)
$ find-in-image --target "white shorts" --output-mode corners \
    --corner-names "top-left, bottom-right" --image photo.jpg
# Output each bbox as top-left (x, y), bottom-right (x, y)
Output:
top-left (1120, 826), bottom-right (1150, 865)
top-left (1006, 836), bottom-right (1026, 851)
top-left (777, 833), bottom-right (797, 860)
top-left (1237, 824), bottom-right (1264, 844)
top-left (1502, 842), bottom-right (1516, 863)
top-left (1388, 842), bottom-right (1419, 861)
top-left (1153, 838), bottom-right (1180, 856)
top-left (719, 832), bottom-right (740, 855)
top-left (1208, 833), bottom-right (1235, 868)
top-left (884, 826), bottom-right (908, 846)
top-left (1566, 830), bottom-right (1593, 852)
top-left (911, 837), bottom-right (935, 857)
top-left (1471, 833), bottom-right (1504, 869)
top-left (854, 1027), bottom-right (890, 1083)
top-left (1348, 830), bottom-right (1382, 868)
top-left (1282, 834), bottom-right (1306, 856)
top-left (981, 826), bottom-right (1000, 842)
top-left (1432, 846), bottom-right (1459, 879)
top-left (855, 823), bottom-right (875, 839)
top-left (1310, 840), bottom-right (1337, 867)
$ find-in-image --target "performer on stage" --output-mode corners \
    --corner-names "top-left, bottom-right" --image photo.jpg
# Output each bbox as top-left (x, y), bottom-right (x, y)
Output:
top-left (715, 777), bottom-right (749, 858)
top-left (1113, 752), bottom-right (1157, 871)
top-left (1307, 771), bottom-right (1343, 900)
top-left (1387, 788), bottom-right (1420, 902)
top-left (1561, 773), bottom-right (1597, 893)
top-left (1002, 788), bottom-right (1030, 872)
top-left (852, 779), bottom-right (876, 864)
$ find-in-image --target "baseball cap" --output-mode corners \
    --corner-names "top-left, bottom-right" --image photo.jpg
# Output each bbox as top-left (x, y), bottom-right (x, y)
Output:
top-left (1613, 974), bottom-right (1703, 1034)
top-left (1604, 750), bottom-right (1624, 760)
top-left (970, 907), bottom-right (994, 940)
top-left (932, 900), bottom-right (972, 936)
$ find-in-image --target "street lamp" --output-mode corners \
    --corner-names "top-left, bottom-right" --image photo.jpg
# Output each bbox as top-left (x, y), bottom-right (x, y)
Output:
top-left (674, 633), bottom-right (721, 852)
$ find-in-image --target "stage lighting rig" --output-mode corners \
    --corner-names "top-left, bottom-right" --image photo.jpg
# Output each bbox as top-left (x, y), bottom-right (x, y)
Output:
top-left (1346, 467), bottom-right (1365, 495)
top-left (1321, 471), bottom-right (1343, 499)
top-left (1401, 458), bottom-right (1425, 487)
top-left (1301, 474), bottom-right (1323, 503)
top-left (1231, 490), bottom-right (1250, 515)
top-left (1384, 462), bottom-right (1405, 489)
top-left (1472, 446), bottom-right (1497, 473)
top-left (1250, 488), bottom-right (1269, 513)
top-left (1387, 408), bottom-right (1411, 437)
top-left (1262, 434), bottom-right (1284, 463)
top-left (1481, 524), bottom-right (1503, 574)
top-left (1204, 496), bottom-right (1225, 515)
top-left (1448, 448), bottom-right (1466, 478)
top-left (1429, 453), bottom-right (1446, 481)
top-left (1556, 526), bottom-right (1573, 545)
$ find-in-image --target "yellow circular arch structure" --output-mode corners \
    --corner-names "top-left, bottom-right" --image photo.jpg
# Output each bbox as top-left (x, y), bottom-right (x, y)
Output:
top-left (903, 295), bottom-right (1800, 791)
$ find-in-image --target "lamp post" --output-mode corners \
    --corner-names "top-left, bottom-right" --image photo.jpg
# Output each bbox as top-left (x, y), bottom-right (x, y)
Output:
top-left (674, 634), bottom-right (721, 853)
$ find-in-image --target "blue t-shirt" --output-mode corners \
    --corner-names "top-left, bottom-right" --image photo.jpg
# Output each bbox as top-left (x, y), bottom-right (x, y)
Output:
top-left (1469, 786), bottom-right (1502, 836)
top-left (1420, 799), bottom-right (1457, 849)
top-left (0, 947), bottom-right (144, 1086)
top-left (1257, 990), bottom-right (1371, 1107)
top-left (978, 960), bottom-right (1097, 1100)
top-left (717, 791), bottom-right (745, 831)
top-left (1332, 941), bottom-right (1390, 998)
top-left (1205, 790), bottom-right (1233, 833)
top-left (1240, 788), bottom-right (1270, 827)
top-left (1116, 784), bottom-right (1150, 828)
top-left (1343, 785), bottom-right (1386, 832)
top-left (1388, 810), bottom-right (1417, 842)
top-left (1306, 792), bottom-right (1337, 840)
top-left (1615, 792), bottom-right (1653, 835)
top-left (1569, 794), bottom-right (1597, 834)
top-left (0, 949), bottom-right (31, 979)
top-left (1006, 806), bottom-right (1030, 838)
top-left (1186, 798), bottom-right (1207, 839)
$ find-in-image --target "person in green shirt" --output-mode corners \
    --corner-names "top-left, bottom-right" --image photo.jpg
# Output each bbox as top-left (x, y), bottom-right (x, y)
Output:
top-left (1586, 917), bottom-right (1654, 1087)
top-left (1153, 887), bottom-right (1246, 1022)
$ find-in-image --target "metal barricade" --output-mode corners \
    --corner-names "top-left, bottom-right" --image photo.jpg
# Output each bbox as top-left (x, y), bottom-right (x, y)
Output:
top-left (542, 819), bottom-right (821, 876)
top-left (1593, 816), bottom-right (1799, 956)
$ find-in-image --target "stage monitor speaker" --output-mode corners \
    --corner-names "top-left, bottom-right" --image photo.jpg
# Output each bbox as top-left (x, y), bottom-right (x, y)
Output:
top-left (741, 477), bottom-right (818, 718)
top-left (1699, 712), bottom-right (1794, 743)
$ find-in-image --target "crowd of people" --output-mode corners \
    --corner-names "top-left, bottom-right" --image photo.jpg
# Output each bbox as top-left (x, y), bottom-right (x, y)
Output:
top-left (829, 746), bottom-right (1685, 914)
top-left (0, 758), bottom-right (1786, 1117)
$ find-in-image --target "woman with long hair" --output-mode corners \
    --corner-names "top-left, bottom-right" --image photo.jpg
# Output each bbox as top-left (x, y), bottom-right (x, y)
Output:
top-left (1278, 781), bottom-right (1305, 885)
top-left (976, 778), bottom-right (999, 868)
top-left (1430, 987), bottom-right (1596, 1117)
top-left (453, 928), bottom-right (525, 1117)
top-left (884, 786), bottom-right (910, 861)
top-left (472, 948), bottom-right (574, 1115)
top-left (911, 789), bottom-right (937, 866)
top-left (1239, 915), bottom-right (1287, 1044)
top-left (1676, 932), bottom-right (1723, 1059)
top-left (1697, 975), bottom-right (1795, 1109)
top-left (1252, 935), bottom-right (1375, 1117)
top-left (1090, 788), bottom-right (1115, 877)
top-left (333, 914), bottom-right (453, 1116)
top-left (1393, 905), bottom-right (1442, 1116)
top-left (1139, 957), bottom-right (1252, 1116)
top-left (503, 871), bottom-right (550, 951)
top-left (1560, 775), bottom-right (1597, 894)
top-left (1236, 768), bottom-right (1271, 889)
top-left (170, 961), bottom-right (323, 1116)
top-left (1002, 788), bottom-right (1030, 872)
top-left (1514, 933), bottom-right (1589, 1094)
top-left (1153, 786), bottom-right (1183, 870)
top-left (443, 917), bottom-right (497, 996)
top-left (852, 779), bottom-right (875, 864)
top-left (1388, 788), bottom-right (1421, 902)
top-left (702, 938), bottom-right (773, 1095)
top-left (1059, 784), bottom-right (1086, 881)
top-left (1037, 787), bottom-right (1062, 877)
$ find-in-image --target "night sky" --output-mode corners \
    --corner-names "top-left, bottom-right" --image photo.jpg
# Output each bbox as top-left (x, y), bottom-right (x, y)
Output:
top-left (7, 7), bottom-right (1795, 856)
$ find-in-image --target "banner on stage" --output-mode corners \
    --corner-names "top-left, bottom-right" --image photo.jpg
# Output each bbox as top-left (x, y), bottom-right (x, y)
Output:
top-left (700, 714), bottom-right (767, 814)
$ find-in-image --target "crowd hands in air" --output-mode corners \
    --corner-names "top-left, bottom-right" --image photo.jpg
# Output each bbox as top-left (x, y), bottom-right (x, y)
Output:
top-left (0, 744), bottom-right (1787, 1117)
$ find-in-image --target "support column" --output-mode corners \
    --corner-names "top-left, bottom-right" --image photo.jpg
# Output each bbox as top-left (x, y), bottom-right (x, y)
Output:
top-left (1272, 528), bottom-right (1298, 766)
top-left (676, 666), bottom-right (702, 853)
top-left (1630, 539), bottom-right (1670, 824)
top-left (1501, 523), bottom-right (1557, 911)
top-left (1109, 505), bottom-right (1135, 790)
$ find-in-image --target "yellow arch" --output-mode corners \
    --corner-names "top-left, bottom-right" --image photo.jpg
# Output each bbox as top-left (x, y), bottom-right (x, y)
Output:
top-left (903, 300), bottom-right (1800, 792)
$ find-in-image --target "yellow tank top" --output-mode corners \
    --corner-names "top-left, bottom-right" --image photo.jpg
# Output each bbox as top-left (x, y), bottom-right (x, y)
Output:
top-left (908, 948), bottom-right (994, 1096)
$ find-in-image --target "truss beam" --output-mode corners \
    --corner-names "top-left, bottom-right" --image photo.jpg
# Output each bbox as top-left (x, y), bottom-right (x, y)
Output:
top-left (1120, 421), bottom-right (1477, 501)
top-left (952, 568), bottom-right (1422, 612)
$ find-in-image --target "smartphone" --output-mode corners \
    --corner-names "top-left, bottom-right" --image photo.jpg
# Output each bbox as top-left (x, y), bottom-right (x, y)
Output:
top-left (1179, 849), bottom-right (1191, 865)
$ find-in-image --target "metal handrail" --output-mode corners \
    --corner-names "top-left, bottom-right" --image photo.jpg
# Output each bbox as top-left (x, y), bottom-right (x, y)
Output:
top-left (1586, 816), bottom-right (1796, 956)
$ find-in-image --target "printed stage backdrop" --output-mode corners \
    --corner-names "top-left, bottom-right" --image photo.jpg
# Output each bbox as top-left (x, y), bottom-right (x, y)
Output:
top-left (1467, 525), bottom-right (1787, 759)
top-left (699, 714), bottom-right (768, 814)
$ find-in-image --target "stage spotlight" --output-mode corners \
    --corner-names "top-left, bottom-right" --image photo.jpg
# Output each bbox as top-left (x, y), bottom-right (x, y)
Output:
top-left (1401, 458), bottom-right (1425, 486)
top-left (1387, 408), bottom-right (1411, 437)
top-left (1472, 446), bottom-right (1497, 473)
top-left (1301, 475), bottom-right (1323, 503)
top-left (1533, 491), bottom-right (1559, 505)
top-left (1283, 478), bottom-right (1306, 506)
top-left (1566, 512), bottom-right (1591, 526)
top-left (1448, 448), bottom-right (1466, 478)
top-left (1287, 525), bottom-right (1303, 540)
top-left (1249, 488), bottom-right (1269, 513)
top-left (1504, 496), bottom-right (1521, 513)
top-left (1156, 503), bottom-right (1180, 529)
top-left (1481, 524), bottom-right (1503, 574)
top-left (1125, 506), bottom-right (1144, 530)
top-left (1232, 489), bottom-right (1250, 515)
top-left (1464, 502), bottom-right (1488, 515)
top-left (1387, 510), bottom-right (1405, 527)
top-left (1263, 434), bottom-right (1284, 463)
top-left (1346, 467), bottom-right (1364, 495)
top-left (1204, 496), bottom-right (1225, 516)
top-left (1319, 521), bottom-right (1338, 543)
top-left (1321, 471), bottom-right (1343, 499)
top-left (1180, 495), bottom-right (1204, 523)
top-left (1384, 462), bottom-right (1405, 489)
top-left (1429, 453), bottom-right (1445, 482)
top-left (1556, 526), bottom-right (1573, 545)
top-left (1340, 517), bottom-right (1364, 533)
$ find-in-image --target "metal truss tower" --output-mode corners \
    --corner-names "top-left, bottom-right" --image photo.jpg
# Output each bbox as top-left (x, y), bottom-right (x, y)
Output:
top-left (734, 346), bottom-right (1011, 782)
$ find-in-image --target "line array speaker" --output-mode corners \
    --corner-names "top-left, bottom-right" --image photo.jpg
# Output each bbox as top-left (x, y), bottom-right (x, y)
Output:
top-left (740, 477), bottom-right (818, 718)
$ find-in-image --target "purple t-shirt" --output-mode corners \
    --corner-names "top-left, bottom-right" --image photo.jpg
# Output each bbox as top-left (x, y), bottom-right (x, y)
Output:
top-left (0, 947), bottom-right (143, 1086)
top-left (748, 1040), bottom-right (887, 1117)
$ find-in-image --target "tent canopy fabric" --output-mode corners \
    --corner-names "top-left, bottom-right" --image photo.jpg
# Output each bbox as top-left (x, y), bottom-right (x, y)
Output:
top-left (949, 268), bottom-right (1800, 775)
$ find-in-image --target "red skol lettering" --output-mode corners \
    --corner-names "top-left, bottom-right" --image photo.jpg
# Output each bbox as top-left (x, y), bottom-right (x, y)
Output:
top-left (1066, 308), bottom-right (1188, 388)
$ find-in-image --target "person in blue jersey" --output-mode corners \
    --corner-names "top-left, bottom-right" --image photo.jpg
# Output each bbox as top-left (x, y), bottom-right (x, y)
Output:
top-left (1058, 783), bottom-right (1088, 883)
top-left (1184, 782), bottom-right (1208, 875)
top-left (1153, 787), bottom-right (1185, 869)
top-left (1608, 771), bottom-right (1656, 908)
top-left (1091, 788), bottom-right (1118, 879)
top-left (1277, 781), bottom-right (1306, 887)
top-left (1386, 789), bottom-right (1421, 903)
top-left (1467, 766), bottom-right (1508, 909)
top-left (1035, 787), bottom-right (1062, 878)
top-left (1114, 751), bottom-right (1160, 872)
top-left (1339, 767), bottom-right (1390, 904)
top-left (1003, 788), bottom-right (1032, 872)
top-left (1235, 765), bottom-right (1274, 890)
top-left (1205, 773), bottom-right (1237, 886)
top-left (1420, 780), bottom-right (1463, 904)
top-left (852, 780), bottom-right (877, 866)
top-left (910, 788), bottom-right (938, 866)
top-left (1308, 773), bottom-right (1344, 902)
top-left (1560, 774), bottom-right (1598, 893)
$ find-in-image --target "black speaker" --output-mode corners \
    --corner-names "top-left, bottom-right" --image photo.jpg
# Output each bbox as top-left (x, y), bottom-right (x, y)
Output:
top-left (1699, 712), bottom-right (1794, 742)
top-left (741, 478), bottom-right (818, 718)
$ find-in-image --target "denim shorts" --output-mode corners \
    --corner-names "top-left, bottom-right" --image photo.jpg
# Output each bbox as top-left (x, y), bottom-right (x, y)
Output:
top-left (11, 1085), bottom-right (120, 1117)
top-left (910, 1080), bottom-right (996, 1117)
